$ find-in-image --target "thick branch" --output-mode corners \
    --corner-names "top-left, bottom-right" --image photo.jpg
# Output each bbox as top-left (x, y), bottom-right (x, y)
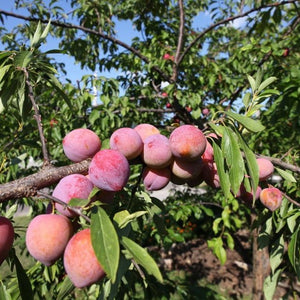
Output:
top-left (0, 9), bottom-right (170, 82)
top-left (178, 0), bottom-right (298, 66)
top-left (0, 160), bottom-right (90, 202)
top-left (23, 68), bottom-right (50, 166)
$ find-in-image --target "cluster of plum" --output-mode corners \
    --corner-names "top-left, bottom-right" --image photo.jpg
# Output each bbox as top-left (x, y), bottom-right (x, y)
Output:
top-left (0, 123), bottom-right (282, 289)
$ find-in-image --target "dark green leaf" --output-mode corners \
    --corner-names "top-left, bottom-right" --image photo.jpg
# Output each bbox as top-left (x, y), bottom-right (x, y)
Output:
top-left (224, 111), bottom-right (265, 132)
top-left (91, 206), bottom-right (120, 283)
top-left (14, 51), bottom-right (33, 68)
top-left (121, 236), bottom-right (163, 283)
top-left (57, 276), bottom-right (74, 300)
top-left (68, 197), bottom-right (89, 207)
top-left (212, 141), bottom-right (231, 199)
top-left (222, 127), bottom-right (244, 195)
top-left (14, 252), bottom-right (33, 300)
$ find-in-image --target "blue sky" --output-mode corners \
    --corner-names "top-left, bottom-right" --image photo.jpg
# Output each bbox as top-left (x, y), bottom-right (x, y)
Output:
top-left (1, 1), bottom-right (216, 85)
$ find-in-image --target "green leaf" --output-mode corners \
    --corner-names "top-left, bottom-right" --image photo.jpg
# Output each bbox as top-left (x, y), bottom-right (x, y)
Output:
top-left (275, 167), bottom-right (296, 183)
top-left (117, 211), bottom-right (147, 229)
top-left (263, 268), bottom-right (282, 300)
top-left (14, 51), bottom-right (33, 68)
top-left (242, 92), bottom-right (251, 108)
top-left (288, 228), bottom-right (300, 279)
top-left (14, 252), bottom-right (33, 300)
top-left (30, 21), bottom-right (42, 48)
top-left (247, 74), bottom-right (256, 92)
top-left (121, 236), bottom-right (163, 283)
top-left (224, 232), bottom-right (235, 249)
top-left (269, 235), bottom-right (284, 274)
top-left (208, 237), bottom-right (227, 265)
top-left (57, 276), bottom-right (75, 300)
top-left (238, 135), bottom-right (259, 204)
top-left (47, 74), bottom-right (72, 108)
top-left (222, 127), bottom-right (244, 195)
top-left (0, 64), bottom-right (13, 83)
top-left (212, 142), bottom-right (231, 199)
top-left (0, 281), bottom-right (10, 300)
top-left (254, 69), bottom-right (263, 91)
top-left (91, 206), bottom-right (120, 283)
top-left (68, 197), bottom-right (89, 207)
top-left (224, 111), bottom-right (265, 132)
top-left (257, 77), bottom-right (277, 93)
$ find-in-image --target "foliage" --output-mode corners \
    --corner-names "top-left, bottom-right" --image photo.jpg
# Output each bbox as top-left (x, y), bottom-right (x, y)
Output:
top-left (0, 0), bottom-right (300, 299)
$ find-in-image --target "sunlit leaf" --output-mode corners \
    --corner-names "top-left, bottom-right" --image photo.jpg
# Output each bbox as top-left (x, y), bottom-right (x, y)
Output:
top-left (91, 206), bottom-right (120, 283)
top-left (257, 77), bottom-right (277, 93)
top-left (121, 236), bottom-right (163, 283)
top-left (224, 111), bottom-right (265, 132)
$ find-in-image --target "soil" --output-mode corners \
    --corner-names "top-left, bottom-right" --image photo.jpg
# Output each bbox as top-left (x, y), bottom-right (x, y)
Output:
top-left (154, 230), bottom-right (299, 300)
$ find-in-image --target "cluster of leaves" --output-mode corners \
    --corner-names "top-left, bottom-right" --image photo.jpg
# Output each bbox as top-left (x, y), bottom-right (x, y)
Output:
top-left (0, 0), bottom-right (300, 299)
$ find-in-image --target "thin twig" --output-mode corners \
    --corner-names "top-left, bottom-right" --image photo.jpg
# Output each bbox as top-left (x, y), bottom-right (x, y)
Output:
top-left (282, 191), bottom-right (300, 208)
top-left (171, 0), bottom-right (185, 82)
top-left (23, 67), bottom-right (50, 166)
top-left (256, 154), bottom-right (300, 174)
top-left (37, 190), bottom-right (91, 222)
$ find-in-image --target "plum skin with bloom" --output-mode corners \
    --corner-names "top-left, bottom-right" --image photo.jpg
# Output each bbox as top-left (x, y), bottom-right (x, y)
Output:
top-left (89, 149), bottom-right (130, 191)
top-left (0, 216), bottom-right (14, 266)
top-left (169, 125), bottom-right (207, 161)
top-left (63, 128), bottom-right (101, 162)
top-left (64, 228), bottom-right (106, 288)
top-left (110, 127), bottom-right (143, 160)
top-left (26, 214), bottom-right (74, 266)
top-left (53, 174), bottom-right (94, 218)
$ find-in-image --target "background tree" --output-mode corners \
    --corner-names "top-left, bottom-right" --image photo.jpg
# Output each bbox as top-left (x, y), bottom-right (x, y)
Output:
top-left (0, 0), bottom-right (300, 299)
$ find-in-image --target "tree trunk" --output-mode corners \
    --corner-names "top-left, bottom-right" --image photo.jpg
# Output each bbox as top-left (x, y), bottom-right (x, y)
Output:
top-left (251, 213), bottom-right (270, 300)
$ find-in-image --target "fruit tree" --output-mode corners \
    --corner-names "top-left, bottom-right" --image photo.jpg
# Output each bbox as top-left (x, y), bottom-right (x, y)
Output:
top-left (0, 1), bottom-right (300, 299)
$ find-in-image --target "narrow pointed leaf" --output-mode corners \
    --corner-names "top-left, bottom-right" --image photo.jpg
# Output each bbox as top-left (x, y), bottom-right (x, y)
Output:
top-left (254, 69), bottom-right (263, 90)
top-left (224, 111), bottom-right (265, 132)
top-left (212, 141), bottom-right (231, 199)
top-left (222, 127), bottom-right (244, 195)
top-left (14, 51), bottom-right (33, 68)
top-left (121, 236), bottom-right (163, 283)
top-left (275, 167), bottom-right (296, 183)
top-left (31, 21), bottom-right (42, 48)
top-left (258, 77), bottom-right (277, 93)
top-left (0, 282), bottom-right (10, 300)
top-left (91, 206), bottom-right (120, 283)
top-left (238, 135), bottom-right (259, 204)
top-left (57, 276), bottom-right (74, 300)
top-left (40, 20), bottom-right (51, 41)
top-left (247, 74), bottom-right (256, 92)
top-left (14, 252), bottom-right (34, 300)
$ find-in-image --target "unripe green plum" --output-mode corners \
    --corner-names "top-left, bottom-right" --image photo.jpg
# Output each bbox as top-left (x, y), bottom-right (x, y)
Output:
top-left (26, 214), bottom-right (73, 266)
top-left (256, 158), bottom-right (274, 181)
top-left (110, 127), bottom-right (143, 160)
top-left (64, 228), bottom-right (105, 288)
top-left (63, 128), bottom-right (101, 162)
top-left (142, 134), bottom-right (173, 168)
top-left (169, 125), bottom-right (206, 161)
top-left (142, 167), bottom-right (171, 191)
top-left (260, 187), bottom-right (282, 211)
top-left (89, 149), bottom-right (130, 191)
top-left (53, 174), bottom-right (94, 217)
top-left (0, 216), bottom-right (14, 266)
top-left (134, 123), bottom-right (160, 142)
top-left (171, 158), bottom-right (203, 180)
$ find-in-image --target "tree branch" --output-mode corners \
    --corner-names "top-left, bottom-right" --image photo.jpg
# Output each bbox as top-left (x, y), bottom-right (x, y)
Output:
top-left (0, 160), bottom-right (90, 202)
top-left (37, 191), bottom-right (91, 222)
top-left (171, 0), bottom-right (185, 82)
top-left (23, 68), bottom-right (50, 166)
top-left (178, 0), bottom-right (298, 66)
top-left (0, 9), bottom-right (170, 82)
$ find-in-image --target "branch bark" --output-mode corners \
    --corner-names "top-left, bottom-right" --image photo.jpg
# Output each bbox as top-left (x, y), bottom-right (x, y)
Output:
top-left (23, 68), bottom-right (50, 166)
